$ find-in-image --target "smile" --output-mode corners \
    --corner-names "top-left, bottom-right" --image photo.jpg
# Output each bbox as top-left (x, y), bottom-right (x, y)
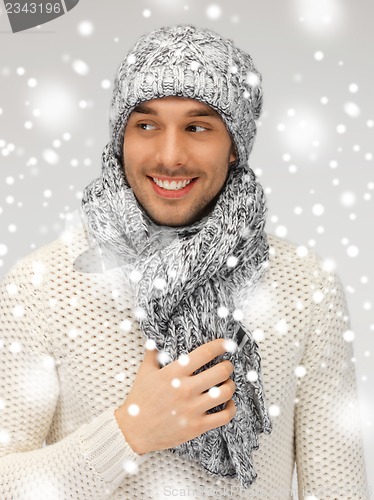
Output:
top-left (148, 176), bottom-right (197, 199)
top-left (151, 177), bottom-right (193, 191)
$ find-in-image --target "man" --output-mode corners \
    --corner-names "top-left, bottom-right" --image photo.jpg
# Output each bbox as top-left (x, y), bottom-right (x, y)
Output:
top-left (0, 25), bottom-right (370, 499)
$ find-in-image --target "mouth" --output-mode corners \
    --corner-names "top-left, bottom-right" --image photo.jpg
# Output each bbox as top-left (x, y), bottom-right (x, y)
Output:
top-left (148, 176), bottom-right (198, 199)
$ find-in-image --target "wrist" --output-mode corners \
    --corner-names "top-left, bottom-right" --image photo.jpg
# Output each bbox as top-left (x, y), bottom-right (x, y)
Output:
top-left (114, 407), bottom-right (148, 456)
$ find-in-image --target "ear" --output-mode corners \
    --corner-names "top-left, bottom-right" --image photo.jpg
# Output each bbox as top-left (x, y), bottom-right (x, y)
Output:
top-left (229, 144), bottom-right (237, 166)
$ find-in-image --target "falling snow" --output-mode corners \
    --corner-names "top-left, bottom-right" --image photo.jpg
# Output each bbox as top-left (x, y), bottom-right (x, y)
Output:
top-left (123, 459), bottom-right (139, 475)
top-left (206, 4), bottom-right (222, 20)
top-left (145, 338), bottom-right (156, 351)
top-left (343, 330), bottom-right (355, 342)
top-left (223, 338), bottom-right (237, 353)
top-left (0, 429), bottom-right (10, 445)
top-left (269, 404), bottom-right (280, 417)
top-left (0, 1), bottom-right (373, 484)
top-left (208, 386), bottom-right (221, 398)
top-left (275, 319), bottom-right (288, 335)
top-left (72, 59), bottom-right (90, 76)
top-left (295, 365), bottom-right (307, 378)
top-left (127, 404), bottom-right (140, 416)
top-left (246, 370), bottom-right (258, 382)
top-left (157, 350), bottom-right (171, 365)
top-left (344, 101), bottom-right (361, 118)
top-left (227, 255), bottom-right (238, 267)
top-left (171, 378), bottom-right (181, 388)
top-left (120, 319), bottom-right (132, 332)
top-left (178, 353), bottom-right (190, 366)
top-left (217, 306), bottom-right (229, 318)
top-left (78, 20), bottom-right (94, 37)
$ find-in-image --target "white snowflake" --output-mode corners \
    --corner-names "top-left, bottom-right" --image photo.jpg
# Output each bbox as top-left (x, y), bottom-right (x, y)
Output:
top-left (313, 291), bottom-right (324, 304)
top-left (78, 20), bottom-right (94, 37)
top-left (314, 51), bottom-right (324, 61)
top-left (115, 372), bottom-right (125, 382)
top-left (158, 350), bottom-right (171, 365)
top-left (246, 370), bottom-right (258, 382)
top-left (171, 378), bottom-right (181, 388)
top-left (346, 245), bottom-right (359, 258)
top-left (123, 459), bottom-right (139, 474)
top-left (208, 386), bottom-right (221, 399)
top-left (9, 341), bottom-right (22, 353)
top-left (343, 330), bottom-right (355, 342)
top-left (27, 77), bottom-right (37, 88)
top-left (296, 245), bottom-right (308, 258)
top-left (275, 319), bottom-right (288, 335)
top-left (269, 404), bottom-right (280, 417)
top-left (72, 59), bottom-right (89, 76)
top-left (312, 204), bottom-right (324, 216)
top-left (227, 255), bottom-right (238, 268)
top-left (12, 305), bottom-right (24, 318)
top-left (120, 319), bottom-right (132, 332)
top-left (344, 101), bottom-right (361, 118)
top-left (127, 54), bottom-right (136, 66)
top-left (127, 404), bottom-right (140, 416)
top-left (42, 149), bottom-right (59, 165)
top-left (223, 338), bottom-right (237, 353)
top-left (217, 306), bottom-right (229, 318)
top-left (145, 338), bottom-right (156, 351)
top-left (232, 309), bottom-right (244, 321)
top-left (295, 365), bottom-right (307, 378)
top-left (0, 429), bottom-right (10, 445)
top-left (252, 329), bottom-right (265, 342)
top-left (206, 4), bottom-right (222, 20)
top-left (0, 244), bottom-right (8, 257)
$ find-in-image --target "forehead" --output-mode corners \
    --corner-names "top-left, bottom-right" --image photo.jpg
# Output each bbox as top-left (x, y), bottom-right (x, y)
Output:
top-left (130, 96), bottom-right (221, 119)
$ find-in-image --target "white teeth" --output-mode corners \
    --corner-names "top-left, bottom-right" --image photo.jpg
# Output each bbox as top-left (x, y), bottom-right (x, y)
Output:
top-left (152, 178), bottom-right (192, 190)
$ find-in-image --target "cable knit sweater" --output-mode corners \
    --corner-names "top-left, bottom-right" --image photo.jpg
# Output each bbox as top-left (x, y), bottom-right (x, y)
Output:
top-left (0, 224), bottom-right (370, 499)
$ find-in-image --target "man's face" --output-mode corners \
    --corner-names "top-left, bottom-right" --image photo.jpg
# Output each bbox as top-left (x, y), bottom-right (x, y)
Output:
top-left (123, 96), bottom-right (236, 227)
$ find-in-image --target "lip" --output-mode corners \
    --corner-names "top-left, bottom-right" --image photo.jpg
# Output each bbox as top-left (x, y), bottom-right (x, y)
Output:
top-left (148, 176), bottom-right (197, 199)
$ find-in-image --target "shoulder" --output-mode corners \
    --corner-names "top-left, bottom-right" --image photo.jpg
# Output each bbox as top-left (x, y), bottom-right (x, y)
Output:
top-left (266, 233), bottom-right (317, 278)
top-left (2, 217), bottom-right (90, 287)
top-left (265, 233), bottom-right (345, 307)
top-left (267, 233), bottom-right (334, 274)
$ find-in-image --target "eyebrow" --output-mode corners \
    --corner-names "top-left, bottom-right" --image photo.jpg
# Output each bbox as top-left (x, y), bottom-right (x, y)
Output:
top-left (132, 103), bottom-right (220, 119)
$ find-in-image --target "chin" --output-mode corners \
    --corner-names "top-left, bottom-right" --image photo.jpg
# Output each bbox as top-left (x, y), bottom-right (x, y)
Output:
top-left (148, 215), bottom-right (193, 228)
top-left (142, 200), bottom-right (217, 228)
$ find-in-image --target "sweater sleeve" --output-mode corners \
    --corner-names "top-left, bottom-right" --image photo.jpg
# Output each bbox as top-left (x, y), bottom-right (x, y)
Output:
top-left (294, 253), bottom-right (370, 500)
top-left (0, 259), bottom-right (147, 499)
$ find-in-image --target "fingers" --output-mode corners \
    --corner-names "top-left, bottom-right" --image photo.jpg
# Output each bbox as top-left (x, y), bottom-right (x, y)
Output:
top-left (201, 398), bottom-right (237, 433)
top-left (199, 378), bottom-right (236, 413)
top-left (175, 338), bottom-right (231, 376)
top-left (140, 338), bottom-right (232, 378)
top-left (193, 359), bottom-right (234, 393)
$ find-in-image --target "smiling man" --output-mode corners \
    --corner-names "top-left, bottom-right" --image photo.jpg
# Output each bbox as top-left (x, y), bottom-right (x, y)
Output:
top-left (0, 25), bottom-right (370, 499)
top-left (123, 97), bottom-right (236, 226)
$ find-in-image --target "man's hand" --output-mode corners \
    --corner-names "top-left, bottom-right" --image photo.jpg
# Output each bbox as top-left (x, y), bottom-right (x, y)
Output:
top-left (115, 338), bottom-right (236, 455)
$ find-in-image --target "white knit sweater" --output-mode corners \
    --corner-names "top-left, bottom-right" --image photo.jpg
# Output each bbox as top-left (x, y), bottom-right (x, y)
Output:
top-left (0, 225), bottom-right (369, 499)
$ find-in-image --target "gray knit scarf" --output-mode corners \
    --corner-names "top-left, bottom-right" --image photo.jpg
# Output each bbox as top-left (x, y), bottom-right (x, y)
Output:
top-left (80, 141), bottom-right (272, 489)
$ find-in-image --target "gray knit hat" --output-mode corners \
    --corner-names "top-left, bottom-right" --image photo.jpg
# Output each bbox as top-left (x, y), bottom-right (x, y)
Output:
top-left (109, 24), bottom-right (263, 166)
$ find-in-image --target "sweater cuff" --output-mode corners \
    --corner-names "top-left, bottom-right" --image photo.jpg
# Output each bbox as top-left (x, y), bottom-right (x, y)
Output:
top-left (79, 407), bottom-right (148, 486)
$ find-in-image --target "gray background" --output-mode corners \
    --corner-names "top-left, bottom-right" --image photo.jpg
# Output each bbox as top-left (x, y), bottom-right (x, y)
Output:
top-left (0, 0), bottom-right (373, 492)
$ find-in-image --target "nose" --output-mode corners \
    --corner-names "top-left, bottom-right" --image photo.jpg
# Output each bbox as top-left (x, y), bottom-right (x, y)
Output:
top-left (154, 128), bottom-right (188, 169)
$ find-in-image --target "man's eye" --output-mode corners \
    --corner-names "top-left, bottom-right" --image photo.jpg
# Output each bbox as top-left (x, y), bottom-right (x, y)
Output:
top-left (138, 123), bottom-right (157, 131)
top-left (187, 125), bottom-right (207, 133)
